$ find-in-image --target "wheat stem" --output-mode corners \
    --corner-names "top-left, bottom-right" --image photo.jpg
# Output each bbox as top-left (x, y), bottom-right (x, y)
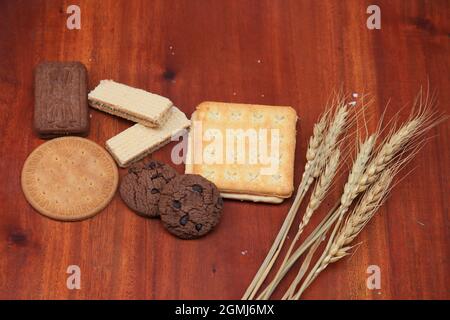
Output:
top-left (295, 169), bottom-right (394, 298)
top-left (278, 134), bottom-right (376, 299)
top-left (242, 106), bottom-right (329, 300)
top-left (258, 149), bottom-right (340, 299)
top-left (252, 99), bottom-right (350, 300)
top-left (256, 201), bottom-right (341, 299)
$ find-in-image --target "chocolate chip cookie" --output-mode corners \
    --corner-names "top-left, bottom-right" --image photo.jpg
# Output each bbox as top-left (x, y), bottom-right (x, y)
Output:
top-left (119, 160), bottom-right (178, 217)
top-left (159, 174), bottom-right (223, 239)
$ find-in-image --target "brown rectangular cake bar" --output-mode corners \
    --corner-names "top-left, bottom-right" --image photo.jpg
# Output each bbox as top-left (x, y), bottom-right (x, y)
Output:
top-left (34, 61), bottom-right (89, 138)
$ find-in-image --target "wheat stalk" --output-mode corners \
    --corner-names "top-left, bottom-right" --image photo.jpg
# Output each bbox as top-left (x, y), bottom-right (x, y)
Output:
top-left (290, 108), bottom-right (432, 299)
top-left (242, 103), bottom-right (329, 300)
top-left (255, 100), bottom-right (350, 300)
top-left (259, 134), bottom-right (376, 299)
top-left (290, 90), bottom-right (444, 298)
top-left (293, 168), bottom-right (394, 299)
top-left (254, 96), bottom-right (370, 300)
top-left (257, 95), bottom-right (374, 299)
top-left (245, 87), bottom-right (444, 300)
top-left (286, 134), bottom-right (376, 298)
top-left (243, 93), bottom-right (350, 300)
top-left (257, 149), bottom-right (340, 299)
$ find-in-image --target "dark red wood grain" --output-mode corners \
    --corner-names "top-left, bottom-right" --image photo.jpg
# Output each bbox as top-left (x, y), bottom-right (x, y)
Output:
top-left (0, 0), bottom-right (448, 299)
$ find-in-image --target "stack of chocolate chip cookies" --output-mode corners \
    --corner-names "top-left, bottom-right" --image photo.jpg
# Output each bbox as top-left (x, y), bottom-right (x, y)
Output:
top-left (120, 160), bottom-right (224, 239)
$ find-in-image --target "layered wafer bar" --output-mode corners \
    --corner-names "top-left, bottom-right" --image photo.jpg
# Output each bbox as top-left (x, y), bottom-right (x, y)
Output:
top-left (88, 80), bottom-right (173, 127)
top-left (106, 107), bottom-right (191, 167)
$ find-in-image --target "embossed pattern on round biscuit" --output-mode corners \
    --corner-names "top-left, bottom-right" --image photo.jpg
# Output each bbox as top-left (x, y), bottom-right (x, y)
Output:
top-left (21, 137), bottom-right (119, 221)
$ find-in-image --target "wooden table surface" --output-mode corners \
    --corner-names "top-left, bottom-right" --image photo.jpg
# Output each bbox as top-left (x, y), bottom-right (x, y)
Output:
top-left (0, 0), bottom-right (448, 300)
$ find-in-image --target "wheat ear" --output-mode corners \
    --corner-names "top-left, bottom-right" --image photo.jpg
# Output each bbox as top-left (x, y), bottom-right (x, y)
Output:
top-left (358, 90), bottom-right (441, 193)
top-left (313, 102), bottom-right (349, 177)
top-left (327, 90), bottom-right (443, 264)
top-left (340, 134), bottom-right (377, 210)
top-left (302, 149), bottom-right (341, 231)
top-left (329, 170), bottom-right (393, 262)
top-left (287, 136), bottom-right (379, 300)
top-left (304, 112), bottom-right (329, 179)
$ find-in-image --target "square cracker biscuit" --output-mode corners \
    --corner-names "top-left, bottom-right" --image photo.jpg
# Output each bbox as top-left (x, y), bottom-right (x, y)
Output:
top-left (185, 102), bottom-right (298, 199)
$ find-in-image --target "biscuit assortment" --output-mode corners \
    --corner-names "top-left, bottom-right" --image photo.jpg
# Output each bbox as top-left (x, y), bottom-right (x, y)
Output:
top-left (22, 60), bottom-right (298, 238)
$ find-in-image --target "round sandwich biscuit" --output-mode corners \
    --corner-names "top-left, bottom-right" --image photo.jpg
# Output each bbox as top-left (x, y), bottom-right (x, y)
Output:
top-left (21, 137), bottom-right (119, 221)
top-left (159, 174), bottom-right (223, 239)
top-left (119, 160), bottom-right (178, 218)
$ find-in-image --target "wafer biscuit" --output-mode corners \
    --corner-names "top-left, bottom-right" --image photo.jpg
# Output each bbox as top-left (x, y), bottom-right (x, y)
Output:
top-left (88, 80), bottom-right (172, 127)
top-left (185, 102), bottom-right (297, 203)
top-left (106, 107), bottom-right (191, 167)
